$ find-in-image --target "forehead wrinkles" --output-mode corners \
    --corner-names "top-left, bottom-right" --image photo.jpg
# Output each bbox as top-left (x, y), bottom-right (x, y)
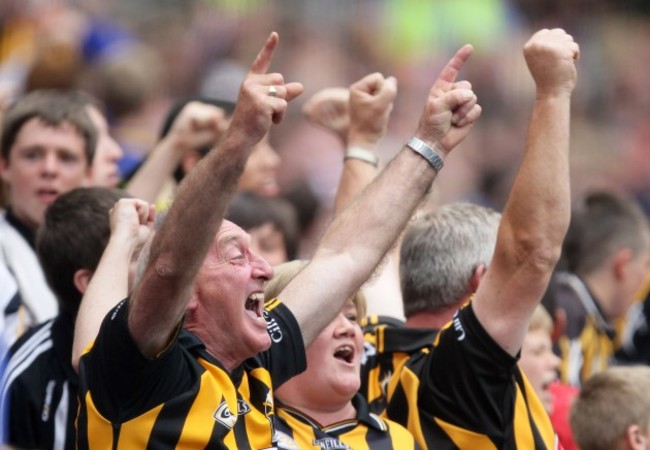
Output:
top-left (209, 229), bottom-right (251, 260)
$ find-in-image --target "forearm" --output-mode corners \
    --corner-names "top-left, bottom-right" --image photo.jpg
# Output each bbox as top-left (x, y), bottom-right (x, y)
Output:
top-left (72, 234), bottom-right (138, 371)
top-left (502, 94), bottom-right (571, 266)
top-left (126, 138), bottom-right (181, 204)
top-left (333, 156), bottom-right (378, 214)
top-left (290, 146), bottom-right (436, 345)
top-left (128, 132), bottom-right (250, 354)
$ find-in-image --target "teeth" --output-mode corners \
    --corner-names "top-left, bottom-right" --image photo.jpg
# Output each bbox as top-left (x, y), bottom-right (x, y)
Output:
top-left (249, 292), bottom-right (264, 302)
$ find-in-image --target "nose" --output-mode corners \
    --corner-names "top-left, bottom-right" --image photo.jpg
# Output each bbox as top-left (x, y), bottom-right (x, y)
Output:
top-left (41, 152), bottom-right (58, 177)
top-left (109, 138), bottom-right (124, 161)
top-left (333, 313), bottom-right (357, 337)
top-left (251, 251), bottom-right (273, 282)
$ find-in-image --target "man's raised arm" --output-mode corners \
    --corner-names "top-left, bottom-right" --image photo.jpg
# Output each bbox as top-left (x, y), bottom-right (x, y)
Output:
top-left (281, 45), bottom-right (482, 347)
top-left (472, 28), bottom-right (580, 356)
top-left (128, 32), bottom-right (303, 357)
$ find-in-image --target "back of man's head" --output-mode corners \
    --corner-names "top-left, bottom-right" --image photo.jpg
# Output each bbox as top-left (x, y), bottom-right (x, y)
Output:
top-left (400, 202), bottom-right (501, 318)
top-left (562, 191), bottom-right (650, 276)
top-left (570, 366), bottom-right (650, 450)
top-left (37, 187), bottom-right (130, 316)
top-left (1, 89), bottom-right (98, 164)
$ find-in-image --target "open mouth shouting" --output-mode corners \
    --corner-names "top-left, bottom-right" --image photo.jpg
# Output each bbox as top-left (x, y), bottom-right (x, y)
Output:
top-left (245, 292), bottom-right (265, 319)
top-left (333, 344), bottom-right (355, 365)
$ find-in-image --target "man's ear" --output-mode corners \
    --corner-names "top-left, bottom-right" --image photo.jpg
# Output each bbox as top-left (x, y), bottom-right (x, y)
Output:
top-left (625, 424), bottom-right (647, 450)
top-left (613, 248), bottom-right (634, 280)
top-left (73, 268), bottom-right (94, 295)
top-left (468, 264), bottom-right (487, 293)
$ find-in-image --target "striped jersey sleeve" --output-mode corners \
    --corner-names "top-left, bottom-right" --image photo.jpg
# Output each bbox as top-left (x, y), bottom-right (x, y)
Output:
top-left (385, 303), bottom-right (558, 450)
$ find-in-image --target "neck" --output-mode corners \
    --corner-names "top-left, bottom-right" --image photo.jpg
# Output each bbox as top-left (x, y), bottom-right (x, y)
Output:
top-left (283, 400), bottom-right (356, 427)
top-left (582, 272), bottom-right (617, 322)
top-left (405, 306), bottom-right (458, 329)
top-left (185, 323), bottom-right (244, 372)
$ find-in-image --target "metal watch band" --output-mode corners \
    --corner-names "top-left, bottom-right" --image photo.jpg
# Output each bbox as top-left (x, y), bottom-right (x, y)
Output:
top-left (405, 136), bottom-right (444, 173)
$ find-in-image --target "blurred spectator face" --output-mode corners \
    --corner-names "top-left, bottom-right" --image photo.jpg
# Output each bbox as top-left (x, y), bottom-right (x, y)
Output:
top-left (0, 118), bottom-right (90, 229)
top-left (248, 222), bottom-right (288, 267)
top-left (87, 106), bottom-right (123, 188)
top-left (519, 328), bottom-right (560, 413)
top-left (238, 135), bottom-right (280, 197)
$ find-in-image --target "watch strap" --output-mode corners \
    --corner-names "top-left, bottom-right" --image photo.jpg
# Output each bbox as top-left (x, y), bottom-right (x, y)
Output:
top-left (405, 136), bottom-right (444, 173)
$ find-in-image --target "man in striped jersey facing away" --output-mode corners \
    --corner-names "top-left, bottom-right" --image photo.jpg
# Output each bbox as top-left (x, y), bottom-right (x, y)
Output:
top-left (0, 187), bottom-right (150, 450)
top-left (380, 28), bottom-right (579, 449)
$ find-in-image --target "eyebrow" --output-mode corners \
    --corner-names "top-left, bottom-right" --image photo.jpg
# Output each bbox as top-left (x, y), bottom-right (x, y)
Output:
top-left (218, 231), bottom-right (252, 250)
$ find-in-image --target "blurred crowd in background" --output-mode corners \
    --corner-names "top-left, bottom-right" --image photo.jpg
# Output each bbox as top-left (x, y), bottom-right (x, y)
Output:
top-left (1, 0), bottom-right (649, 251)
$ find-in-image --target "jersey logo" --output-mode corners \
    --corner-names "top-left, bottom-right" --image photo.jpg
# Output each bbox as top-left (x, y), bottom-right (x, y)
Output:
top-left (264, 311), bottom-right (284, 343)
top-left (453, 312), bottom-right (466, 341)
top-left (263, 391), bottom-right (274, 417)
top-left (213, 402), bottom-right (237, 428)
top-left (237, 399), bottom-right (251, 415)
top-left (312, 438), bottom-right (351, 449)
top-left (213, 400), bottom-right (252, 428)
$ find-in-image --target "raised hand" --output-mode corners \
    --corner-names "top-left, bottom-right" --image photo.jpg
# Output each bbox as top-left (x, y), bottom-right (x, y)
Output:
top-left (165, 102), bottom-right (228, 154)
top-left (348, 73), bottom-right (397, 148)
top-left (302, 87), bottom-right (350, 142)
top-left (524, 28), bottom-right (579, 98)
top-left (109, 198), bottom-right (156, 252)
top-left (228, 32), bottom-right (304, 145)
top-left (414, 45), bottom-right (482, 156)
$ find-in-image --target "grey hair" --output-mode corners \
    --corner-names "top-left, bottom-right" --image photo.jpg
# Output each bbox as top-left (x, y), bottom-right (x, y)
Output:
top-left (399, 202), bottom-right (501, 317)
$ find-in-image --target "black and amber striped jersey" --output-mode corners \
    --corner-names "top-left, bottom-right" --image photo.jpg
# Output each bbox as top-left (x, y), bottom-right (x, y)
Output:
top-left (274, 394), bottom-right (420, 449)
top-left (385, 303), bottom-right (558, 450)
top-left (76, 297), bottom-right (306, 449)
top-left (554, 273), bottom-right (618, 387)
top-left (360, 316), bottom-right (437, 416)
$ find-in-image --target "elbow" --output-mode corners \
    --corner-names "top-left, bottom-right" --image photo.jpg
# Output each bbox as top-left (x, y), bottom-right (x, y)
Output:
top-left (514, 237), bottom-right (562, 275)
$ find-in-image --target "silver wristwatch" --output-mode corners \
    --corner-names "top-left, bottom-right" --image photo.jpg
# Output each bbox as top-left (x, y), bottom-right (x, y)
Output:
top-left (406, 136), bottom-right (444, 173)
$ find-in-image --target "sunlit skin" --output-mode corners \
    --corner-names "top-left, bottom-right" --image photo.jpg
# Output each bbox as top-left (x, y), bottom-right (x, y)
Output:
top-left (184, 220), bottom-right (274, 370)
top-left (249, 222), bottom-right (288, 267)
top-left (275, 298), bottom-right (361, 423)
top-left (519, 328), bottom-right (560, 413)
top-left (87, 106), bottom-right (123, 188)
top-left (237, 135), bottom-right (281, 197)
top-left (0, 118), bottom-right (91, 230)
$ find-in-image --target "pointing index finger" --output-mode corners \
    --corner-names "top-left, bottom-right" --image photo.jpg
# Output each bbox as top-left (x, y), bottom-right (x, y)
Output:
top-left (250, 32), bottom-right (279, 74)
top-left (432, 44), bottom-right (473, 92)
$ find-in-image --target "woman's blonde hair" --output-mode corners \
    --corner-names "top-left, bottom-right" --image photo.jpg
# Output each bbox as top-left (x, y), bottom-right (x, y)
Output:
top-left (265, 260), bottom-right (366, 318)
